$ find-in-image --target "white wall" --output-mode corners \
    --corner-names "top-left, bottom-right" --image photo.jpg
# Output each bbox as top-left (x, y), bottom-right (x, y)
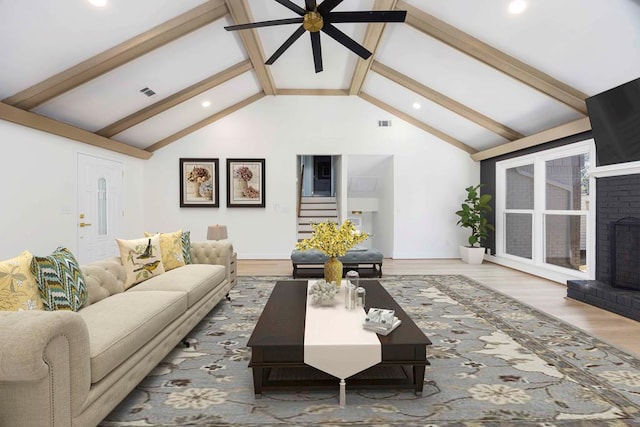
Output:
top-left (0, 120), bottom-right (146, 259)
top-left (144, 96), bottom-right (479, 259)
top-left (0, 96), bottom-right (479, 261)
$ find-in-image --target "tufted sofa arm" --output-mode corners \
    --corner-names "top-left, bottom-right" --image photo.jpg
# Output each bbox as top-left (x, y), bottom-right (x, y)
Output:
top-left (0, 310), bottom-right (92, 422)
top-left (190, 240), bottom-right (234, 285)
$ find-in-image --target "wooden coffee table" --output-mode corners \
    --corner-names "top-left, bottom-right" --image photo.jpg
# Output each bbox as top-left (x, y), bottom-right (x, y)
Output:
top-left (247, 280), bottom-right (432, 397)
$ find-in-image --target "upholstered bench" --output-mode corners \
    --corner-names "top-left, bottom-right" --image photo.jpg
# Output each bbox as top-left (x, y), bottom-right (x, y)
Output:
top-left (291, 248), bottom-right (383, 278)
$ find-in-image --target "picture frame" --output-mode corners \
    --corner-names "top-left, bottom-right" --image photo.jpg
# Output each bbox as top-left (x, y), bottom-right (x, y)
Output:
top-left (227, 158), bottom-right (265, 208)
top-left (179, 158), bottom-right (219, 207)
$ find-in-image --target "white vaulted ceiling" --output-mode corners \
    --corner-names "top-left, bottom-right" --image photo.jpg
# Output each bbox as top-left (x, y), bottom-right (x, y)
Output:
top-left (1, 0), bottom-right (639, 160)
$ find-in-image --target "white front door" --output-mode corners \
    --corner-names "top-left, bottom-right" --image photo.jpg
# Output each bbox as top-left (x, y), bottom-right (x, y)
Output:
top-left (77, 153), bottom-right (124, 264)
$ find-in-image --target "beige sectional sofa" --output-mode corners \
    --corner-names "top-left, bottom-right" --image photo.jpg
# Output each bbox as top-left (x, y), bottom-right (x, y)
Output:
top-left (0, 240), bottom-right (234, 427)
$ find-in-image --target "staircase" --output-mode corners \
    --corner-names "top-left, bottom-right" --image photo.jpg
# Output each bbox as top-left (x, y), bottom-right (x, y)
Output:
top-left (297, 196), bottom-right (338, 241)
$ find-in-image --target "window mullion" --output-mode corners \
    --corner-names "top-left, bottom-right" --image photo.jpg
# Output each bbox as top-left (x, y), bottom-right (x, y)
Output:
top-left (533, 156), bottom-right (546, 266)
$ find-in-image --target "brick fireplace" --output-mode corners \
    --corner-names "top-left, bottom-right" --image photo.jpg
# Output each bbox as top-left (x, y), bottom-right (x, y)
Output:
top-left (567, 173), bottom-right (640, 321)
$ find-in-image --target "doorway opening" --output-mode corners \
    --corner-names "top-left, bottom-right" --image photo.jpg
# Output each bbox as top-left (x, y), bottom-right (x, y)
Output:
top-left (300, 155), bottom-right (336, 197)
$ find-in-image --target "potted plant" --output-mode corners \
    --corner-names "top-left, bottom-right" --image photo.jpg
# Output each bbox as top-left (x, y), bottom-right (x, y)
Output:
top-left (455, 184), bottom-right (494, 264)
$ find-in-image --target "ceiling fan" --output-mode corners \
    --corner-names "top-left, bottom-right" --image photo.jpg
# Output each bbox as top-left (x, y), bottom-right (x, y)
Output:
top-left (224, 0), bottom-right (407, 73)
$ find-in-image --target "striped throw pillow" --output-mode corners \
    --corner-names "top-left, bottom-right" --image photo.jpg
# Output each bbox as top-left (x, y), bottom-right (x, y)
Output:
top-left (182, 231), bottom-right (192, 264)
top-left (30, 247), bottom-right (87, 311)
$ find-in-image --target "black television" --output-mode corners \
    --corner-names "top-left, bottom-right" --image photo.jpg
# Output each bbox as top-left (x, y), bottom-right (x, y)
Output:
top-left (586, 77), bottom-right (640, 166)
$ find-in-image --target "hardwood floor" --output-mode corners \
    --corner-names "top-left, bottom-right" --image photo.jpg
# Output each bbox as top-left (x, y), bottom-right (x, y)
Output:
top-left (238, 258), bottom-right (640, 357)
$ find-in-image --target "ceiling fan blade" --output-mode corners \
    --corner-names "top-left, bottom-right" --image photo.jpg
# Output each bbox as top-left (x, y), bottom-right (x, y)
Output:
top-left (328, 10), bottom-right (408, 23)
top-left (305, 0), bottom-right (317, 12)
top-left (321, 23), bottom-right (372, 60)
top-left (318, 0), bottom-right (343, 14)
top-left (225, 17), bottom-right (303, 31)
top-left (310, 31), bottom-right (323, 73)
top-left (273, 0), bottom-right (306, 15)
top-left (265, 25), bottom-right (306, 65)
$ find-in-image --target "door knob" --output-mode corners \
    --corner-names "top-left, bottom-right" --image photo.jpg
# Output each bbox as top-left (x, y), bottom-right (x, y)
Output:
top-left (80, 222), bottom-right (92, 227)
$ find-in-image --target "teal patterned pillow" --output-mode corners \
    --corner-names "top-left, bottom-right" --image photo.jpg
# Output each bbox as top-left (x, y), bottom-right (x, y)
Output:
top-left (30, 247), bottom-right (88, 311)
top-left (182, 231), bottom-right (192, 264)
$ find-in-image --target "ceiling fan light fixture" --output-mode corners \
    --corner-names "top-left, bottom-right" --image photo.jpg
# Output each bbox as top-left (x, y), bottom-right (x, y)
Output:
top-left (224, 1), bottom-right (407, 72)
top-left (303, 12), bottom-right (324, 32)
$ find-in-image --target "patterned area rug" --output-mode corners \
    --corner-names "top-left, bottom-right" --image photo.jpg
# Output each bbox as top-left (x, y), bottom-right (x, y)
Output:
top-left (101, 275), bottom-right (640, 426)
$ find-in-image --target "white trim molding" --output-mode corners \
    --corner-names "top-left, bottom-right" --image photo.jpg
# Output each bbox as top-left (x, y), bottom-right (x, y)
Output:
top-left (590, 160), bottom-right (640, 178)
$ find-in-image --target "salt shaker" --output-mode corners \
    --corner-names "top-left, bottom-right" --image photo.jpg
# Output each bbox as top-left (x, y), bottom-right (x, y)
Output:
top-left (356, 286), bottom-right (366, 308)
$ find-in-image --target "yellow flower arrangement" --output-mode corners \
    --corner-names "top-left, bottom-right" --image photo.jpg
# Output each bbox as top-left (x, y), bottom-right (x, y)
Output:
top-left (295, 220), bottom-right (368, 258)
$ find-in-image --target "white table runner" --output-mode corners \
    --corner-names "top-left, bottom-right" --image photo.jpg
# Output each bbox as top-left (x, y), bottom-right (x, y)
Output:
top-left (304, 280), bottom-right (381, 405)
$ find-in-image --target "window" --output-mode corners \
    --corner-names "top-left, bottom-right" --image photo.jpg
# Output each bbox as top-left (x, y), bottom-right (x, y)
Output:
top-left (98, 177), bottom-right (108, 236)
top-left (544, 154), bottom-right (589, 271)
top-left (496, 141), bottom-right (594, 277)
top-left (504, 164), bottom-right (534, 259)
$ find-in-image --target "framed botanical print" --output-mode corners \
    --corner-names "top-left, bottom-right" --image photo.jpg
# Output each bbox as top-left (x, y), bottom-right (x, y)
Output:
top-left (179, 158), bottom-right (219, 207)
top-left (226, 158), bottom-right (265, 208)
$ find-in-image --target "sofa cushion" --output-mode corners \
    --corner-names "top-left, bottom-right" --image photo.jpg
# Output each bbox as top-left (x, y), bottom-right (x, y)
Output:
top-left (0, 250), bottom-right (44, 311)
top-left (30, 247), bottom-right (88, 311)
top-left (126, 264), bottom-right (225, 308)
top-left (117, 235), bottom-right (166, 289)
top-left (78, 290), bottom-right (187, 383)
top-left (144, 230), bottom-right (185, 271)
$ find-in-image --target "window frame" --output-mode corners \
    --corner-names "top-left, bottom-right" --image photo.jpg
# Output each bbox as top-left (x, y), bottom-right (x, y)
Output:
top-left (495, 140), bottom-right (596, 279)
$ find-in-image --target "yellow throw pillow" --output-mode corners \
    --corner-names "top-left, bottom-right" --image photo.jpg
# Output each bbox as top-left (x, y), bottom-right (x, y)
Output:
top-left (0, 250), bottom-right (44, 311)
top-left (144, 229), bottom-right (186, 271)
top-left (117, 235), bottom-right (166, 289)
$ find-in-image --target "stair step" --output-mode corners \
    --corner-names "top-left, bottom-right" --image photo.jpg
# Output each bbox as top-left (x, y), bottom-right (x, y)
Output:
top-left (300, 203), bottom-right (337, 210)
top-left (299, 210), bottom-right (339, 217)
top-left (300, 196), bottom-right (336, 203)
top-left (298, 216), bottom-right (338, 223)
top-left (297, 224), bottom-right (317, 232)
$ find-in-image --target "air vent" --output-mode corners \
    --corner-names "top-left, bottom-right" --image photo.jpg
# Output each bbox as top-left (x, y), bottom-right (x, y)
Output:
top-left (139, 87), bottom-right (156, 97)
top-left (378, 120), bottom-right (392, 127)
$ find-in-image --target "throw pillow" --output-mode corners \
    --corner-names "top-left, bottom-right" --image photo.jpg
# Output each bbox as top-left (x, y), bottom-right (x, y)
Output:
top-left (0, 251), bottom-right (44, 311)
top-left (182, 231), bottom-right (192, 264)
top-left (117, 235), bottom-right (166, 288)
top-left (30, 247), bottom-right (88, 311)
top-left (144, 229), bottom-right (185, 271)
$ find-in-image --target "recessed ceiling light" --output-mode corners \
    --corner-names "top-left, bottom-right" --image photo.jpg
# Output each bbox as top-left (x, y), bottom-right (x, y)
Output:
top-left (201, 100), bottom-right (211, 108)
top-left (508, 0), bottom-right (527, 14)
top-left (88, 0), bottom-right (108, 7)
top-left (412, 102), bottom-right (421, 110)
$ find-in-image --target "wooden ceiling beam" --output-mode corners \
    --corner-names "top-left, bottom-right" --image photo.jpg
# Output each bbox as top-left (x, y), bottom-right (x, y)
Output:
top-left (225, 0), bottom-right (276, 96)
top-left (471, 117), bottom-right (591, 161)
top-left (97, 60), bottom-right (252, 137)
top-left (348, 0), bottom-right (398, 96)
top-left (146, 92), bottom-right (265, 152)
top-left (0, 102), bottom-right (152, 159)
top-left (371, 61), bottom-right (524, 141)
top-left (276, 89), bottom-right (349, 96)
top-left (359, 92), bottom-right (477, 154)
top-left (397, 0), bottom-right (588, 115)
top-left (3, 0), bottom-right (229, 110)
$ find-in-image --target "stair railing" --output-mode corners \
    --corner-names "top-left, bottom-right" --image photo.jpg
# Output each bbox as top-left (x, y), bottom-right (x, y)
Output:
top-left (297, 164), bottom-right (304, 218)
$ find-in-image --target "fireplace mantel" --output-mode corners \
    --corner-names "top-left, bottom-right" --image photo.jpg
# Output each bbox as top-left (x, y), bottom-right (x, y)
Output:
top-left (590, 160), bottom-right (640, 178)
